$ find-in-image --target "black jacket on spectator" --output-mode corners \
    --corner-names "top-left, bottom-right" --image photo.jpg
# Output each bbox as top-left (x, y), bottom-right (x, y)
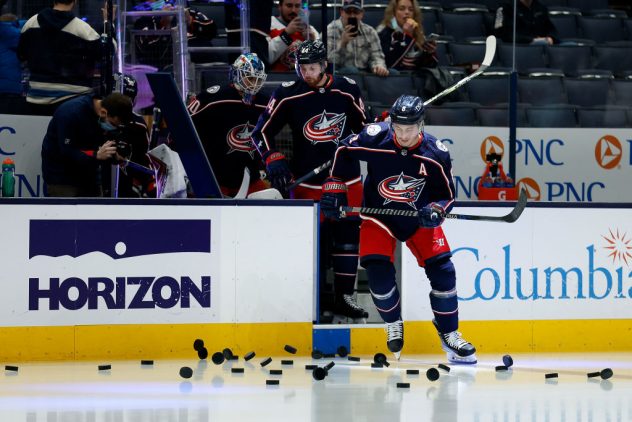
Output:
top-left (378, 26), bottom-right (437, 71)
top-left (495, 0), bottom-right (559, 44)
top-left (17, 8), bottom-right (102, 105)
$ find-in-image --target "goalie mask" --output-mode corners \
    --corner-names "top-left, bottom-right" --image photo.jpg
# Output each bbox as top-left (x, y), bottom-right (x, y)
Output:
top-left (229, 53), bottom-right (267, 104)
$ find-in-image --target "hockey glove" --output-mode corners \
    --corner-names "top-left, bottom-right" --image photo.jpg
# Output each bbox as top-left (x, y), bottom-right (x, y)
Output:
top-left (264, 151), bottom-right (292, 196)
top-left (321, 177), bottom-right (348, 220)
top-left (418, 202), bottom-right (446, 228)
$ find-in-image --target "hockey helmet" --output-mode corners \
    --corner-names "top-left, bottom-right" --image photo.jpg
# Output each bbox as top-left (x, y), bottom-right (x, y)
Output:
top-left (229, 53), bottom-right (267, 99)
top-left (389, 94), bottom-right (425, 125)
top-left (114, 72), bottom-right (138, 102)
top-left (295, 40), bottom-right (327, 65)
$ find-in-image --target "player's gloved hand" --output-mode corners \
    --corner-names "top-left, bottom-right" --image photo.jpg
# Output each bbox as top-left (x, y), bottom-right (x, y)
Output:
top-left (321, 177), bottom-right (348, 220)
top-left (418, 202), bottom-right (446, 228)
top-left (264, 151), bottom-right (292, 196)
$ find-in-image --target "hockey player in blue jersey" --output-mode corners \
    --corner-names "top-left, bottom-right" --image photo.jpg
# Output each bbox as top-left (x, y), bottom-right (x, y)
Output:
top-left (251, 40), bottom-right (368, 321)
top-left (187, 53), bottom-right (269, 197)
top-left (321, 94), bottom-right (477, 364)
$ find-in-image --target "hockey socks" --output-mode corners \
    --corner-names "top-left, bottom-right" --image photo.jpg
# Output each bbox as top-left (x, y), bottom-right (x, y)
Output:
top-left (426, 257), bottom-right (458, 333)
top-left (365, 260), bottom-right (401, 323)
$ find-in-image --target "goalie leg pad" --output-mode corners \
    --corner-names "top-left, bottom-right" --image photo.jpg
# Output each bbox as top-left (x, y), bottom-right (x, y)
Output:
top-left (426, 257), bottom-right (458, 333)
top-left (365, 259), bottom-right (401, 323)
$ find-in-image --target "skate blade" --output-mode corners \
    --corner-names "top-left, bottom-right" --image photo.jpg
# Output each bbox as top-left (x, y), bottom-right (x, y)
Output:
top-left (446, 352), bottom-right (477, 365)
top-left (392, 351), bottom-right (401, 361)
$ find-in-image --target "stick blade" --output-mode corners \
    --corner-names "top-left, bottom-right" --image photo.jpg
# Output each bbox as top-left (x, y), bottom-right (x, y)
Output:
top-left (481, 35), bottom-right (497, 67)
top-left (503, 188), bottom-right (528, 222)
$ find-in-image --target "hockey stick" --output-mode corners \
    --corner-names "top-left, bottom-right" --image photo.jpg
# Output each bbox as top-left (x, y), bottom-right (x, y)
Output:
top-left (341, 189), bottom-right (527, 223)
top-left (423, 35), bottom-right (497, 107)
top-left (149, 107), bottom-right (162, 150)
top-left (288, 159), bottom-right (332, 190)
top-left (233, 167), bottom-right (251, 199)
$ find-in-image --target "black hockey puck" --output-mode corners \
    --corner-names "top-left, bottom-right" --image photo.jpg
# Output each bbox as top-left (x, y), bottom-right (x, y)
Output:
top-left (545, 372), bottom-right (558, 379)
top-left (495, 365), bottom-right (508, 372)
top-left (270, 369), bottom-right (283, 375)
top-left (426, 367), bottom-right (440, 381)
top-left (284, 345), bottom-right (297, 354)
top-left (374, 353), bottom-right (387, 364)
top-left (311, 350), bottom-right (323, 360)
top-left (98, 364), bottom-right (111, 371)
top-left (438, 364), bottom-right (451, 372)
top-left (587, 371), bottom-right (601, 378)
top-left (337, 346), bottom-right (349, 357)
top-left (312, 367), bottom-right (327, 381)
top-left (281, 360), bottom-right (293, 365)
top-left (140, 360), bottom-right (154, 366)
top-left (347, 356), bottom-right (361, 362)
top-left (600, 368), bottom-right (613, 380)
top-left (305, 364), bottom-right (317, 370)
top-left (222, 348), bottom-right (234, 360)
top-left (502, 354), bottom-right (514, 368)
top-left (406, 369), bottom-right (419, 375)
top-left (197, 347), bottom-right (209, 360)
top-left (244, 351), bottom-right (256, 361)
top-left (211, 352), bottom-right (225, 365)
top-left (260, 357), bottom-right (273, 367)
top-left (193, 339), bottom-right (204, 351)
top-left (179, 366), bottom-right (193, 379)
top-left (4, 365), bottom-right (18, 372)
top-left (396, 382), bottom-right (410, 388)
top-left (229, 355), bottom-right (239, 361)
top-left (266, 379), bottom-right (279, 385)
top-left (323, 353), bottom-right (336, 358)
top-left (231, 367), bottom-right (244, 374)
top-left (371, 363), bottom-right (383, 368)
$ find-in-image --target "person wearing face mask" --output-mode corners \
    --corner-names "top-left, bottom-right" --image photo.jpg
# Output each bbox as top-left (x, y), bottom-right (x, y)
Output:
top-left (41, 92), bottom-right (135, 197)
top-left (321, 95), bottom-right (477, 364)
top-left (376, 0), bottom-right (437, 72)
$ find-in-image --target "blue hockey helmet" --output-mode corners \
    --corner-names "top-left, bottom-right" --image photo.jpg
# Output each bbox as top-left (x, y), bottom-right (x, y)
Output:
top-left (229, 53), bottom-right (267, 100)
top-left (389, 94), bottom-right (425, 125)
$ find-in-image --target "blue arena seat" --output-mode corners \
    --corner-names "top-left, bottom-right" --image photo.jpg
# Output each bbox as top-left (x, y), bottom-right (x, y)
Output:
top-left (440, 11), bottom-right (487, 42)
top-left (518, 76), bottom-right (566, 106)
top-left (421, 6), bottom-right (441, 35)
top-left (425, 102), bottom-right (479, 126)
top-left (567, 0), bottom-right (609, 12)
top-left (579, 16), bottom-right (626, 43)
top-left (548, 8), bottom-right (581, 40)
top-left (449, 42), bottom-right (494, 67)
top-left (364, 74), bottom-right (416, 106)
top-left (477, 105), bottom-right (528, 127)
top-left (362, 5), bottom-right (387, 28)
top-left (564, 78), bottom-right (611, 107)
top-left (592, 45), bottom-right (632, 77)
top-left (576, 106), bottom-right (629, 128)
top-left (545, 45), bottom-right (592, 76)
top-left (526, 105), bottom-right (577, 127)
top-left (611, 80), bottom-right (632, 106)
top-left (498, 44), bottom-right (546, 74)
top-left (467, 75), bottom-right (510, 106)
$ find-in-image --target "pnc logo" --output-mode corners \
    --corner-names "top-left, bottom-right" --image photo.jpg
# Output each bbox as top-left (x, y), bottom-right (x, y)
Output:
top-left (517, 177), bottom-right (540, 201)
top-left (480, 135), bottom-right (504, 162)
top-left (595, 135), bottom-right (622, 170)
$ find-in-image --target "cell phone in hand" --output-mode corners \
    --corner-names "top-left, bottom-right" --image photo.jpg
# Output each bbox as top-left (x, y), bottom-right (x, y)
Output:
top-left (348, 17), bottom-right (358, 36)
top-left (426, 32), bottom-right (439, 41)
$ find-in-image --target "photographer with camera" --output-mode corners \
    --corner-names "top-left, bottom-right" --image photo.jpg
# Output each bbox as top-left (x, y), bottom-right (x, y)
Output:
top-left (41, 92), bottom-right (137, 197)
top-left (326, 0), bottom-right (388, 76)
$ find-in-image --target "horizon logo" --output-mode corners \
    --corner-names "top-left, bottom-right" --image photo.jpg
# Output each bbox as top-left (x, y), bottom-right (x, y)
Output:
top-left (479, 135), bottom-right (504, 163)
top-left (28, 219), bottom-right (212, 310)
top-left (595, 135), bottom-right (622, 170)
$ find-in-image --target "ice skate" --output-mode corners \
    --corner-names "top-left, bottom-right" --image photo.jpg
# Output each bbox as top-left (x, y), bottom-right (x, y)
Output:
top-left (385, 319), bottom-right (404, 360)
top-left (332, 294), bottom-right (368, 324)
top-left (433, 320), bottom-right (477, 364)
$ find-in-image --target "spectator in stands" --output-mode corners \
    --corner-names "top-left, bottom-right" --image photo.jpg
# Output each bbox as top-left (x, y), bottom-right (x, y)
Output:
top-left (0, 13), bottom-right (28, 114)
top-left (377, 0), bottom-right (438, 72)
top-left (268, 0), bottom-right (319, 72)
top-left (327, 0), bottom-right (388, 76)
top-left (495, 0), bottom-right (558, 45)
top-left (17, 0), bottom-right (106, 115)
top-left (133, 0), bottom-right (217, 67)
top-left (41, 92), bottom-right (136, 197)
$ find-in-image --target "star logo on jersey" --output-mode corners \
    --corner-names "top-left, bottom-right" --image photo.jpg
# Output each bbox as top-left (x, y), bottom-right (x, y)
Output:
top-left (595, 135), bottom-right (622, 170)
top-left (303, 110), bottom-right (347, 145)
top-left (378, 172), bottom-right (426, 209)
top-left (226, 122), bottom-right (256, 157)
